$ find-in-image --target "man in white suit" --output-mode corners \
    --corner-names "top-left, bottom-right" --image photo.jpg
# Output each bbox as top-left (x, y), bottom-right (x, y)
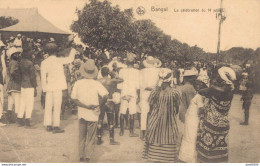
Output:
top-left (139, 56), bottom-right (161, 140)
top-left (41, 43), bottom-right (76, 133)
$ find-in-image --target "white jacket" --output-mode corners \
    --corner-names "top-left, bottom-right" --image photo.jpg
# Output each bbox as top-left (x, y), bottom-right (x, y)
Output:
top-left (41, 49), bottom-right (76, 92)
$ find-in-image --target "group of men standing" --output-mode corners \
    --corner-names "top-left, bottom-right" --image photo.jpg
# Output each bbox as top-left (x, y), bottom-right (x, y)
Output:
top-left (0, 35), bottom-right (212, 162)
top-left (69, 51), bottom-right (165, 162)
top-left (0, 35), bottom-right (37, 127)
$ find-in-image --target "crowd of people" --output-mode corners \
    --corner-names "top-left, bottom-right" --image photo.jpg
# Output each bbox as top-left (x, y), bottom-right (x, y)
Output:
top-left (0, 33), bottom-right (254, 163)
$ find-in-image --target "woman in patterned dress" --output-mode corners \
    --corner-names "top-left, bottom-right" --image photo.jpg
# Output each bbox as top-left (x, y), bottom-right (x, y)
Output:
top-left (196, 66), bottom-right (238, 163)
top-left (143, 68), bottom-right (180, 163)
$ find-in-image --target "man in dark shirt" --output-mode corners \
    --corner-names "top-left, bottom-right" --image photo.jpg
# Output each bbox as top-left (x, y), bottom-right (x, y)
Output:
top-left (97, 66), bottom-right (123, 145)
top-left (17, 47), bottom-right (37, 127)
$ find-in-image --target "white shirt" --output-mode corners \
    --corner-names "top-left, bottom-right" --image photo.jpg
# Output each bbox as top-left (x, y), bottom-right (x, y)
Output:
top-left (117, 67), bottom-right (140, 98)
top-left (41, 49), bottom-right (76, 92)
top-left (71, 79), bottom-right (108, 122)
top-left (140, 67), bottom-right (160, 90)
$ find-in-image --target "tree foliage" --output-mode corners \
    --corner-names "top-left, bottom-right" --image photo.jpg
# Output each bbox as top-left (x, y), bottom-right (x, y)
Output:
top-left (0, 16), bottom-right (19, 29)
top-left (70, 0), bottom-right (260, 69)
top-left (71, 0), bottom-right (135, 53)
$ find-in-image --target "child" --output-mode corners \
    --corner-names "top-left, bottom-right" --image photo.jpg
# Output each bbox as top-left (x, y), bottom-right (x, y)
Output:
top-left (240, 82), bottom-right (253, 125)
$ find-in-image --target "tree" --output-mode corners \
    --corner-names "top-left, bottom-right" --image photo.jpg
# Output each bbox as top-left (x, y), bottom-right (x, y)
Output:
top-left (133, 19), bottom-right (172, 60)
top-left (71, 0), bottom-right (135, 53)
top-left (189, 45), bottom-right (205, 61)
top-left (0, 16), bottom-right (19, 29)
top-left (221, 47), bottom-right (255, 65)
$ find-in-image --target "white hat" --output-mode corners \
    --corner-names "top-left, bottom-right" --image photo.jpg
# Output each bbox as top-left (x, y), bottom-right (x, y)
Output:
top-left (8, 47), bottom-right (22, 57)
top-left (50, 37), bottom-right (55, 42)
top-left (17, 34), bottom-right (21, 37)
top-left (112, 56), bottom-right (118, 61)
top-left (183, 69), bottom-right (198, 77)
top-left (143, 56), bottom-right (162, 68)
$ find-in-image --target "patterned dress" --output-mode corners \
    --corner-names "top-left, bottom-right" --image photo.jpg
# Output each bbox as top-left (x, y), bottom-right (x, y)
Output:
top-left (143, 87), bottom-right (180, 163)
top-left (196, 88), bottom-right (233, 163)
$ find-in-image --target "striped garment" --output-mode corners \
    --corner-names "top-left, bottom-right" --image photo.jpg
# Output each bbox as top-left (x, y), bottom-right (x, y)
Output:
top-left (143, 87), bottom-right (180, 163)
top-left (143, 143), bottom-right (178, 162)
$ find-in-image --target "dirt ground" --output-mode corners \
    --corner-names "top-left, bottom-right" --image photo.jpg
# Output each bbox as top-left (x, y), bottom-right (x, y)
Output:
top-left (0, 81), bottom-right (260, 162)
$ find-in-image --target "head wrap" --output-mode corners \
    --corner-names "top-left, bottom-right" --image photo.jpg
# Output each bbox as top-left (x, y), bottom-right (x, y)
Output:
top-left (158, 68), bottom-right (173, 87)
top-left (218, 66), bottom-right (237, 90)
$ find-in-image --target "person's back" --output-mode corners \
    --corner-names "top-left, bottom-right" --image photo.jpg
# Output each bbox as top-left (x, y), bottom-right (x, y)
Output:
top-left (42, 56), bottom-right (65, 91)
top-left (140, 67), bottom-right (160, 90)
top-left (118, 67), bottom-right (139, 97)
top-left (41, 43), bottom-right (76, 133)
top-left (20, 58), bottom-right (36, 88)
top-left (99, 78), bottom-right (116, 97)
top-left (182, 82), bottom-right (196, 108)
top-left (99, 67), bottom-right (123, 97)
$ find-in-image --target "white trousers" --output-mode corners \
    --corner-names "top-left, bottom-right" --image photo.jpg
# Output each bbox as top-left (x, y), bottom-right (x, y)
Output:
top-left (44, 90), bottom-right (62, 127)
top-left (140, 90), bottom-right (151, 130)
top-left (18, 88), bottom-right (34, 119)
top-left (0, 84), bottom-right (3, 119)
top-left (120, 97), bottom-right (137, 115)
top-left (8, 92), bottom-right (21, 114)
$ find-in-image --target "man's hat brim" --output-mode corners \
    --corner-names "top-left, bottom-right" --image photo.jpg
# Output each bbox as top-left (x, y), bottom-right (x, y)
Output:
top-left (79, 63), bottom-right (98, 79)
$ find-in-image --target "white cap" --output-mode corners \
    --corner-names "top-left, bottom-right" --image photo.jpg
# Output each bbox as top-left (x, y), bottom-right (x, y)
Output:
top-left (183, 69), bottom-right (198, 77)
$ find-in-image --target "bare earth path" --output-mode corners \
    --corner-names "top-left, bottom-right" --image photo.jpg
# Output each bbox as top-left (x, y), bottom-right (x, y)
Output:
top-left (0, 86), bottom-right (259, 162)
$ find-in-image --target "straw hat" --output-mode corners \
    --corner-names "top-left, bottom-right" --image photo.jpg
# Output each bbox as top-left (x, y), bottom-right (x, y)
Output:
top-left (79, 59), bottom-right (98, 79)
top-left (143, 56), bottom-right (162, 68)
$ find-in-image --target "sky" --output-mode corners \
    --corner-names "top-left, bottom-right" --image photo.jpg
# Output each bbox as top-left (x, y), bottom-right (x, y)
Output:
top-left (0, 0), bottom-right (259, 53)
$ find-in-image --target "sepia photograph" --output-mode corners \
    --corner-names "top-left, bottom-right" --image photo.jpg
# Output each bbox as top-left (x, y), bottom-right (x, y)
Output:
top-left (0, 0), bottom-right (259, 164)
